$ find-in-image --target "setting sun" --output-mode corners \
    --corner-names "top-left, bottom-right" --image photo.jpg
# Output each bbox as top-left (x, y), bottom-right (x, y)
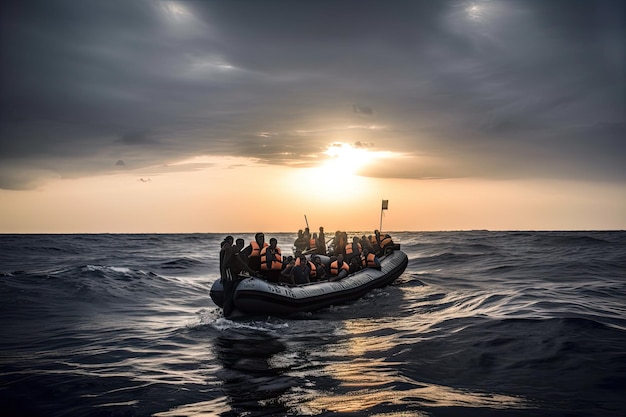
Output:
top-left (318, 142), bottom-right (394, 178)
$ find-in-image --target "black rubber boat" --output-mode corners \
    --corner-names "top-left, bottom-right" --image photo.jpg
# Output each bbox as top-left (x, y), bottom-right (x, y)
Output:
top-left (210, 246), bottom-right (408, 315)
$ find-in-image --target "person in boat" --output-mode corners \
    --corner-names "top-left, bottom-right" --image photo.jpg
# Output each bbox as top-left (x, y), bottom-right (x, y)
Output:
top-left (348, 255), bottom-right (362, 274)
top-left (219, 236), bottom-right (234, 281)
top-left (219, 235), bottom-right (256, 317)
top-left (296, 254), bottom-right (318, 282)
top-left (260, 237), bottom-right (283, 282)
top-left (303, 227), bottom-right (311, 250)
top-left (340, 232), bottom-right (349, 255)
top-left (220, 237), bottom-right (259, 277)
top-left (241, 232), bottom-right (268, 272)
top-left (379, 233), bottom-right (394, 255)
top-left (371, 230), bottom-right (382, 255)
top-left (345, 236), bottom-right (362, 263)
top-left (318, 226), bottom-right (327, 255)
top-left (313, 255), bottom-right (328, 281)
top-left (293, 230), bottom-right (308, 257)
top-left (361, 234), bottom-right (374, 254)
top-left (331, 231), bottom-right (347, 256)
top-left (280, 257), bottom-right (295, 284)
top-left (232, 238), bottom-right (260, 276)
top-left (360, 248), bottom-right (381, 270)
top-left (329, 253), bottom-right (349, 281)
top-left (281, 254), bottom-right (311, 285)
top-left (283, 255), bottom-right (294, 269)
top-left (307, 232), bottom-right (319, 255)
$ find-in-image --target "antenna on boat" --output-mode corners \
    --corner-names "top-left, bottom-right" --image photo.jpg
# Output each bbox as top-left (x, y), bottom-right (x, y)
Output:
top-left (380, 199), bottom-right (389, 232)
top-left (304, 214), bottom-right (309, 229)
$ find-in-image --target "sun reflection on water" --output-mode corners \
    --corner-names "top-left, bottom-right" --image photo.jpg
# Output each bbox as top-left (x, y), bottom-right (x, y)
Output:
top-left (287, 318), bottom-right (532, 414)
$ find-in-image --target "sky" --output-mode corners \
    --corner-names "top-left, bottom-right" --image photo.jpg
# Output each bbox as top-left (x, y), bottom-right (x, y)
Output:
top-left (1, 0), bottom-right (624, 233)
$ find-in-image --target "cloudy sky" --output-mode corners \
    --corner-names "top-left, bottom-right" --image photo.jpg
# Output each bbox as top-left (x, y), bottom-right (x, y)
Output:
top-left (1, 0), bottom-right (624, 233)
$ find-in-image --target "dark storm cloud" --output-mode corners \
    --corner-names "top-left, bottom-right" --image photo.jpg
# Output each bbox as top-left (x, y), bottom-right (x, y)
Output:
top-left (1, 0), bottom-right (624, 189)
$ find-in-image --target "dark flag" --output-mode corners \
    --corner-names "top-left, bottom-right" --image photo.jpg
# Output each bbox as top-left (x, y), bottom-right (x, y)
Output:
top-left (382, 200), bottom-right (389, 210)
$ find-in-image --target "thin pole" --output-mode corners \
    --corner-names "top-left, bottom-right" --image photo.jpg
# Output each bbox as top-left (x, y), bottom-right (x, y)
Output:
top-left (304, 214), bottom-right (309, 229)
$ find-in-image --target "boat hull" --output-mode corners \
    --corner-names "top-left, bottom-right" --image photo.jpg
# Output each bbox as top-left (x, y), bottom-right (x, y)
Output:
top-left (210, 249), bottom-right (408, 315)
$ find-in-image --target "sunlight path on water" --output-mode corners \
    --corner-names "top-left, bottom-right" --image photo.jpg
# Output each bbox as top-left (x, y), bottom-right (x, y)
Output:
top-left (272, 314), bottom-right (533, 415)
top-left (280, 340), bottom-right (532, 415)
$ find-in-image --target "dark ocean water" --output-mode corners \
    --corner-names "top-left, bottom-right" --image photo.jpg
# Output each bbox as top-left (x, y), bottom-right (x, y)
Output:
top-left (1, 231), bottom-right (625, 417)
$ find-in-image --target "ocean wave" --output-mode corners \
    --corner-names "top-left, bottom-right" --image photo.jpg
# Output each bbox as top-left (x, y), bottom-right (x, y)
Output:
top-left (533, 233), bottom-right (615, 246)
top-left (156, 257), bottom-right (204, 270)
top-left (211, 317), bottom-right (291, 333)
top-left (82, 264), bottom-right (158, 279)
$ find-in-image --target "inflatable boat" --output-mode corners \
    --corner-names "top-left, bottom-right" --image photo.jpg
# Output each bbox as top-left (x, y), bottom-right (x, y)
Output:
top-left (210, 246), bottom-right (408, 315)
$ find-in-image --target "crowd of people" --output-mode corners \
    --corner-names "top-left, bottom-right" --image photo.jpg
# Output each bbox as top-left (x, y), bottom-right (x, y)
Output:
top-left (219, 228), bottom-right (395, 287)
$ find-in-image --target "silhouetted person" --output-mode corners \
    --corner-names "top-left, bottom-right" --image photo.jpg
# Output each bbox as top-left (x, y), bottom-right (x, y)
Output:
top-left (329, 253), bottom-right (349, 281)
top-left (281, 255), bottom-right (310, 285)
top-left (293, 229), bottom-right (308, 257)
top-left (361, 249), bottom-right (381, 270)
top-left (345, 236), bottom-right (362, 263)
top-left (318, 226), bottom-right (327, 255)
top-left (219, 236), bottom-right (238, 317)
top-left (313, 256), bottom-right (328, 281)
top-left (260, 237), bottom-right (282, 282)
top-left (241, 232), bottom-right (267, 273)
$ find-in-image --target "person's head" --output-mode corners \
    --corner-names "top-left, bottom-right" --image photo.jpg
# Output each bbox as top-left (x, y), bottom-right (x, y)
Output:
top-left (255, 232), bottom-right (265, 245)
top-left (314, 256), bottom-right (321, 264)
top-left (319, 226), bottom-right (324, 232)
top-left (235, 238), bottom-right (244, 250)
top-left (269, 237), bottom-right (277, 247)
top-left (299, 255), bottom-right (307, 264)
top-left (298, 229), bottom-right (303, 237)
top-left (312, 232), bottom-right (317, 238)
top-left (337, 253), bottom-right (344, 263)
top-left (353, 236), bottom-right (359, 242)
top-left (223, 236), bottom-right (234, 246)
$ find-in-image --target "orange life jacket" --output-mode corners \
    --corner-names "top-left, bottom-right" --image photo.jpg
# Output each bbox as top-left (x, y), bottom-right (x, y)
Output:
top-left (380, 235), bottom-right (393, 248)
top-left (295, 258), bottom-right (317, 278)
top-left (249, 241), bottom-right (268, 258)
top-left (330, 260), bottom-right (349, 276)
top-left (260, 246), bottom-right (282, 270)
top-left (345, 242), bottom-right (362, 255)
top-left (361, 253), bottom-right (377, 268)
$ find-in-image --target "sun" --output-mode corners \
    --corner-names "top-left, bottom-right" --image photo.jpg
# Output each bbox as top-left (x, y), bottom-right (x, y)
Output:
top-left (321, 142), bottom-right (377, 176)
top-left (312, 141), bottom-right (399, 180)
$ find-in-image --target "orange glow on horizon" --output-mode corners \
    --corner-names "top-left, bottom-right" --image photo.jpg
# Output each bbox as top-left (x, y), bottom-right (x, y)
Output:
top-left (0, 156), bottom-right (625, 233)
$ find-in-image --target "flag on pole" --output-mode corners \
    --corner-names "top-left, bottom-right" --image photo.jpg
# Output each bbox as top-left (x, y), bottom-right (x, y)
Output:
top-left (381, 199), bottom-right (389, 210)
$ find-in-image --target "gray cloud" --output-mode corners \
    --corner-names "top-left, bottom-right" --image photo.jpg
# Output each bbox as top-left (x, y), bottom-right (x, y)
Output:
top-left (1, 0), bottom-right (624, 189)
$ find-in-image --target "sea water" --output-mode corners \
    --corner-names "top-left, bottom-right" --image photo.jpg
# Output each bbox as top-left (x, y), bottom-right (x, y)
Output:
top-left (1, 231), bottom-right (625, 416)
